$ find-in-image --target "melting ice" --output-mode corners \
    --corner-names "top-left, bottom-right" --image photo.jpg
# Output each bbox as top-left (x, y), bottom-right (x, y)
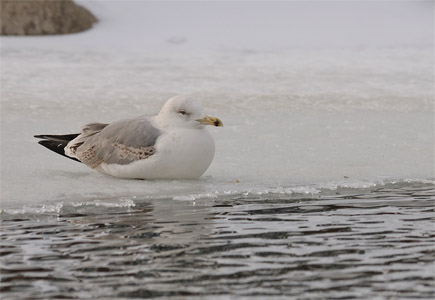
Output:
top-left (1, 1), bottom-right (434, 211)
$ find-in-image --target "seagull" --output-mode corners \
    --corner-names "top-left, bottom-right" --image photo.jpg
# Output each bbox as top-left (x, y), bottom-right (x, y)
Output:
top-left (34, 96), bottom-right (223, 179)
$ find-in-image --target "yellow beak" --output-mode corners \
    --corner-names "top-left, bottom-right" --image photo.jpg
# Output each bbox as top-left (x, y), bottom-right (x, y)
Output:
top-left (197, 115), bottom-right (223, 127)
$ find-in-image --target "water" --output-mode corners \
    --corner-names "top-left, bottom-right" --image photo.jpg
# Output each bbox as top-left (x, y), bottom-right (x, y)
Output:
top-left (1, 182), bottom-right (434, 299)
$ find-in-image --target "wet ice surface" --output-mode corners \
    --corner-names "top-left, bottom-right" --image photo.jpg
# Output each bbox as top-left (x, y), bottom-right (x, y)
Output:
top-left (1, 1), bottom-right (435, 299)
top-left (1, 48), bottom-right (434, 208)
top-left (1, 182), bottom-right (434, 299)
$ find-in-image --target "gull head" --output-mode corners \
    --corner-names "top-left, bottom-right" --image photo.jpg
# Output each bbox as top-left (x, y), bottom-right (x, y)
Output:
top-left (157, 95), bottom-right (223, 129)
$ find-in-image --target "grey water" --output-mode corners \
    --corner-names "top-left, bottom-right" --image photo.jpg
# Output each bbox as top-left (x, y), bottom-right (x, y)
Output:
top-left (1, 181), bottom-right (434, 300)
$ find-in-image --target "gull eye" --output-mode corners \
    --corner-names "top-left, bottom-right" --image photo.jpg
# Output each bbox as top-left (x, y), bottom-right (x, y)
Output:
top-left (179, 109), bottom-right (187, 115)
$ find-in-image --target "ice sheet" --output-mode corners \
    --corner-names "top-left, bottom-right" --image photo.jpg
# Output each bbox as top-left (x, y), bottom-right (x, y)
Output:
top-left (1, 1), bottom-right (434, 210)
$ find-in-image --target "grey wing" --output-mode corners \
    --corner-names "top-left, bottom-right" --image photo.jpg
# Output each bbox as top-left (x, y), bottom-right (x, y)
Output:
top-left (66, 117), bottom-right (161, 168)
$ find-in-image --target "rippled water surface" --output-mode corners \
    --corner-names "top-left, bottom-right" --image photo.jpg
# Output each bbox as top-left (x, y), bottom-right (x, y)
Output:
top-left (1, 181), bottom-right (434, 299)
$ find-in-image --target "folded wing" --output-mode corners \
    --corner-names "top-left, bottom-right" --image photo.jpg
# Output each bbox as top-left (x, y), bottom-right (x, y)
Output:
top-left (65, 117), bottom-right (161, 168)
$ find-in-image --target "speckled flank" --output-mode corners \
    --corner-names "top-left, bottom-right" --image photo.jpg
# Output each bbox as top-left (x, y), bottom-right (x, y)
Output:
top-left (78, 146), bottom-right (103, 169)
top-left (112, 143), bottom-right (156, 161)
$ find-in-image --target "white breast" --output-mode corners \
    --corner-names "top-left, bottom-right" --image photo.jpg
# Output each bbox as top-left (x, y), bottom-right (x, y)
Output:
top-left (98, 128), bottom-right (215, 179)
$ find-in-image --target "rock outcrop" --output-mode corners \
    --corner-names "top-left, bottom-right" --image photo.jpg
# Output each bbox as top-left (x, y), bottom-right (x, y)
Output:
top-left (1, 0), bottom-right (97, 35)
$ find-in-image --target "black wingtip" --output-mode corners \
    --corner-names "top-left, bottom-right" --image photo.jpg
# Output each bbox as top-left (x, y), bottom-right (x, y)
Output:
top-left (35, 134), bottom-right (81, 163)
top-left (34, 134), bottom-right (80, 141)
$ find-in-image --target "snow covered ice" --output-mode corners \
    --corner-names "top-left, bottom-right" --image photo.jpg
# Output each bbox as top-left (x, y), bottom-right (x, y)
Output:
top-left (1, 1), bottom-right (434, 211)
top-left (1, 3), bottom-right (435, 299)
